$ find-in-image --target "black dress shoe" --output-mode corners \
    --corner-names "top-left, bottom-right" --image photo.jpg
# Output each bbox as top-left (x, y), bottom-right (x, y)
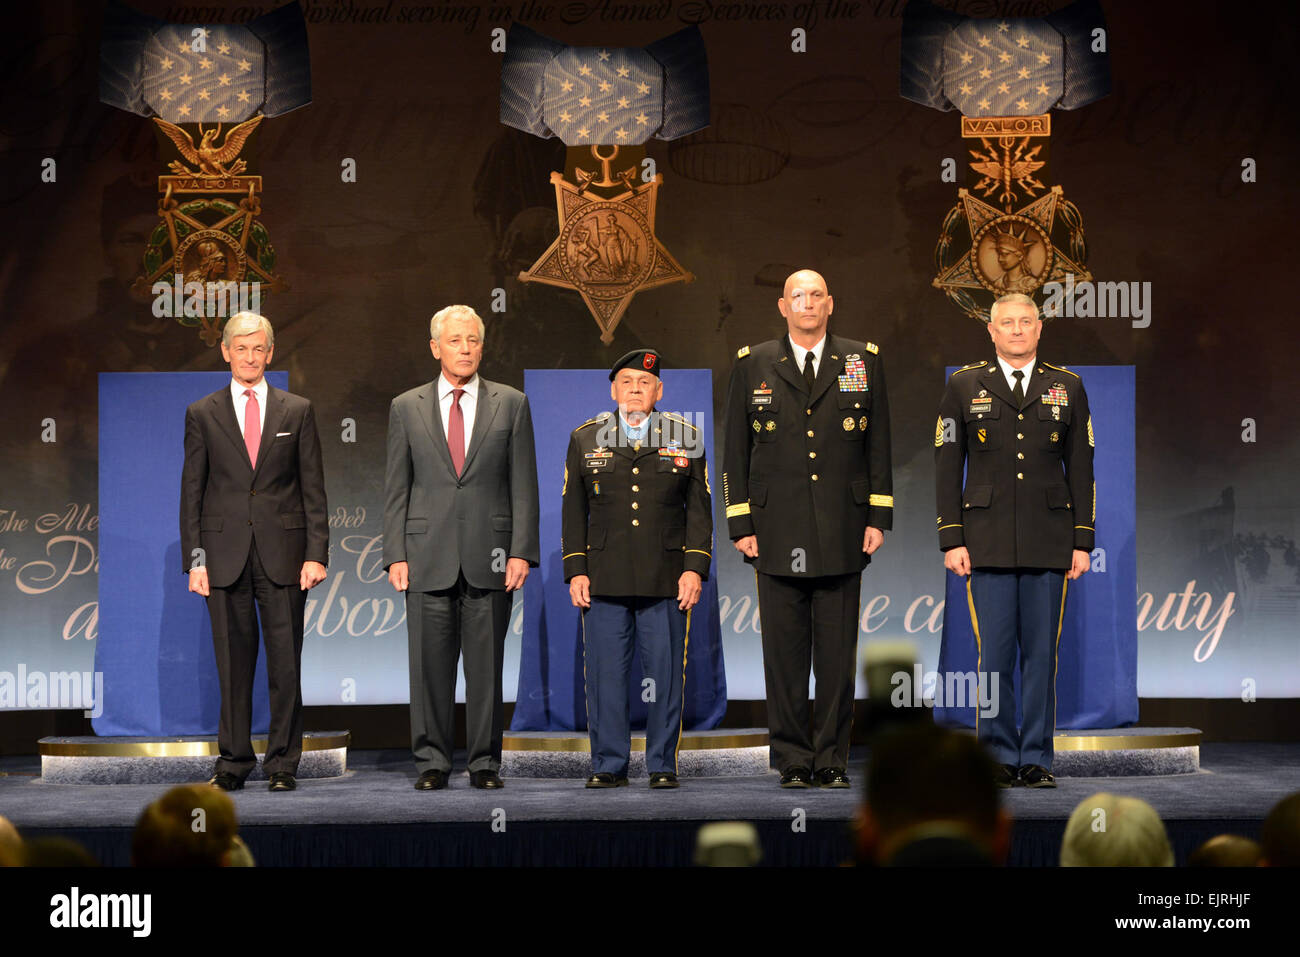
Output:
top-left (815, 767), bottom-right (851, 788)
top-left (779, 766), bottom-right (813, 788)
top-left (585, 773), bottom-right (630, 788)
top-left (414, 769), bottom-right (449, 791)
top-left (469, 769), bottom-right (504, 789)
top-left (649, 772), bottom-right (680, 789)
top-left (1019, 764), bottom-right (1056, 788)
top-left (208, 772), bottom-right (244, 791)
top-left (994, 764), bottom-right (1019, 789)
top-left (268, 772), bottom-right (297, 792)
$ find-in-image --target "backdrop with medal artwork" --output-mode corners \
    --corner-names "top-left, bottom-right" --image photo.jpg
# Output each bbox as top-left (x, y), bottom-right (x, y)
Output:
top-left (1, 1), bottom-right (1297, 720)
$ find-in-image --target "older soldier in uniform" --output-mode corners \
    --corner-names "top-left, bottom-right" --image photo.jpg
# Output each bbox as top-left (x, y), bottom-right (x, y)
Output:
top-left (935, 292), bottom-right (1094, 789)
top-left (562, 349), bottom-right (712, 789)
top-left (723, 269), bottom-right (894, 788)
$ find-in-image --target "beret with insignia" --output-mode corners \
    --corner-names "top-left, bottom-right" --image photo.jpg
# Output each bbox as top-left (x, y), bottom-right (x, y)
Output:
top-left (610, 348), bottom-right (661, 381)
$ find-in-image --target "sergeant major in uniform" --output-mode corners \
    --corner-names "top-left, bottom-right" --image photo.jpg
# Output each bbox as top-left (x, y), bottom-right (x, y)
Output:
top-left (723, 269), bottom-right (894, 788)
top-left (562, 349), bottom-right (712, 789)
top-left (935, 292), bottom-right (1094, 789)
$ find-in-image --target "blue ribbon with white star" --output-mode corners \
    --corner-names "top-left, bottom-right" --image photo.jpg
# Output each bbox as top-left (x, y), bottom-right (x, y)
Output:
top-left (500, 24), bottom-right (709, 147)
top-left (900, 0), bottom-right (1109, 117)
top-left (100, 0), bottom-right (310, 123)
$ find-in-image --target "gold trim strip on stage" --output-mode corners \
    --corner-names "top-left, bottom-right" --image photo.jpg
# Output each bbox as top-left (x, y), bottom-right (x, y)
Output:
top-left (502, 731), bottom-right (770, 753)
top-left (39, 732), bottom-right (350, 758)
top-left (1052, 732), bottom-right (1201, 751)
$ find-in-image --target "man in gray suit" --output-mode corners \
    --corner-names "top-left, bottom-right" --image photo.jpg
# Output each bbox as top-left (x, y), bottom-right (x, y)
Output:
top-left (384, 305), bottom-right (540, 790)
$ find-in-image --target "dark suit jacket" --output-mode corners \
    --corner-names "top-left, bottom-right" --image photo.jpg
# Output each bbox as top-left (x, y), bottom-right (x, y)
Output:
top-left (722, 333), bottom-right (894, 578)
top-left (935, 359), bottom-right (1095, 569)
top-left (180, 383), bottom-right (329, 588)
top-left (561, 410), bottom-right (712, 598)
top-left (383, 376), bottom-right (540, 592)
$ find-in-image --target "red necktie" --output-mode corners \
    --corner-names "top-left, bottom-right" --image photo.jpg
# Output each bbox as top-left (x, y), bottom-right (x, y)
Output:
top-left (244, 389), bottom-right (261, 467)
top-left (448, 388), bottom-right (465, 476)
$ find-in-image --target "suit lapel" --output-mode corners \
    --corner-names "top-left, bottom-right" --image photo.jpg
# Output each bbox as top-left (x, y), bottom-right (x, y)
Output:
top-left (212, 387), bottom-right (253, 472)
top-left (252, 386), bottom-right (289, 480)
top-left (460, 379), bottom-right (499, 477)
top-left (807, 335), bottom-right (844, 409)
top-left (981, 362), bottom-right (1017, 411)
top-left (772, 337), bottom-right (806, 396)
top-left (416, 381), bottom-right (457, 478)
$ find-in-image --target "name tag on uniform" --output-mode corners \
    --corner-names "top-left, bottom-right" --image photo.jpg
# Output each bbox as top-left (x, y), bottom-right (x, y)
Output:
top-left (969, 397), bottom-right (992, 415)
top-left (837, 356), bottom-right (868, 392)
top-left (584, 450), bottom-right (613, 471)
top-left (751, 383), bottom-right (772, 407)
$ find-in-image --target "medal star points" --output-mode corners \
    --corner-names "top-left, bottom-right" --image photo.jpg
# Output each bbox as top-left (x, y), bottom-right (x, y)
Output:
top-left (179, 73), bottom-right (192, 84)
top-left (199, 57), bottom-right (212, 69)
top-left (598, 80), bottom-right (612, 93)
top-left (160, 56), bottom-right (173, 70)
top-left (1037, 52), bottom-right (1050, 65)
top-left (238, 58), bottom-right (252, 71)
top-left (579, 95), bottom-right (592, 108)
top-left (1016, 35), bottom-right (1030, 48)
top-left (617, 65), bottom-right (630, 78)
top-left (635, 112), bottom-right (649, 126)
top-left (197, 88), bottom-right (211, 100)
top-left (218, 73), bottom-right (232, 86)
top-left (978, 35), bottom-right (991, 48)
top-left (637, 81), bottom-right (650, 95)
top-left (237, 90), bottom-right (251, 103)
top-left (998, 51), bottom-right (1012, 64)
top-left (978, 67), bottom-right (992, 79)
top-left (579, 64), bottom-right (593, 77)
top-left (598, 49), bottom-right (611, 61)
top-left (518, 171), bottom-right (692, 344)
top-left (997, 21), bottom-right (1009, 32)
top-left (617, 96), bottom-right (630, 109)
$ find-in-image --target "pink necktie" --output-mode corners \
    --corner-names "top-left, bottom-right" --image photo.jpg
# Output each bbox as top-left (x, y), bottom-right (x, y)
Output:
top-left (244, 389), bottom-right (261, 467)
top-left (448, 389), bottom-right (465, 476)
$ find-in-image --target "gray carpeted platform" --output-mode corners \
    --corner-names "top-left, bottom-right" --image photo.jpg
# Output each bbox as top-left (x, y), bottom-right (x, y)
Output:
top-left (2, 743), bottom-right (1296, 831)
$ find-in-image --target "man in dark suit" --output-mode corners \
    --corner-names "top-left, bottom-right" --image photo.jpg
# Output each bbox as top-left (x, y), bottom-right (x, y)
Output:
top-left (934, 292), bottom-right (1094, 789)
top-left (384, 305), bottom-right (540, 791)
top-left (562, 349), bottom-right (712, 789)
top-left (722, 269), bottom-right (894, 788)
top-left (181, 311), bottom-right (329, 793)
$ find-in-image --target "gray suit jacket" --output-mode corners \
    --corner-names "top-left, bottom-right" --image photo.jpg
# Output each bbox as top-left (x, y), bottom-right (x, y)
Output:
top-left (383, 377), bottom-right (540, 592)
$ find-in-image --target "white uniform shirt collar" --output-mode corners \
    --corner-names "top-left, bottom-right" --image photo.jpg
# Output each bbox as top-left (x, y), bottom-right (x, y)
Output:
top-left (997, 355), bottom-right (1036, 394)
top-left (790, 335), bottom-right (827, 373)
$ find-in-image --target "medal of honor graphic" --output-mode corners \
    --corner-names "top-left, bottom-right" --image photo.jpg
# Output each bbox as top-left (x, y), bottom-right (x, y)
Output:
top-left (500, 25), bottom-right (709, 343)
top-left (900, 0), bottom-right (1111, 322)
top-left (100, 0), bottom-right (310, 345)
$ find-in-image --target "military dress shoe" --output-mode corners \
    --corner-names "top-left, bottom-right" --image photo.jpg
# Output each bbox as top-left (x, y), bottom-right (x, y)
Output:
top-left (1019, 765), bottom-right (1056, 788)
top-left (268, 772), bottom-right (297, 792)
top-left (779, 766), bottom-right (813, 788)
top-left (994, 764), bottom-right (1019, 789)
top-left (649, 772), bottom-right (680, 789)
top-left (816, 767), bottom-right (851, 789)
top-left (585, 773), bottom-right (629, 788)
top-left (207, 772), bottom-right (244, 791)
top-left (414, 769), bottom-right (449, 791)
top-left (469, 769), bottom-right (504, 789)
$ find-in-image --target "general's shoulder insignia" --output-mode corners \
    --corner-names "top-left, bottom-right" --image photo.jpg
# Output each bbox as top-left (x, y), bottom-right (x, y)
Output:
top-left (737, 345), bottom-right (751, 359)
top-left (865, 342), bottom-right (879, 354)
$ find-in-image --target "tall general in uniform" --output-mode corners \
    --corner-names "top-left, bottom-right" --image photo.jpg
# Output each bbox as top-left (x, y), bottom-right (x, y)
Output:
top-left (934, 292), bottom-right (1094, 789)
top-left (723, 269), bottom-right (894, 788)
top-left (562, 350), bottom-right (712, 789)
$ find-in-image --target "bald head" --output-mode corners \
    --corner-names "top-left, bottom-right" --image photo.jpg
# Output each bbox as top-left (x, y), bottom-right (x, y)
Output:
top-left (779, 269), bottom-right (833, 347)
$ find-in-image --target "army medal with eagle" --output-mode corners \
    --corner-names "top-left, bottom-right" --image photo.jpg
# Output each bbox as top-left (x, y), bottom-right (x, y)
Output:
top-left (134, 114), bottom-right (286, 345)
top-left (900, 12), bottom-right (1111, 323)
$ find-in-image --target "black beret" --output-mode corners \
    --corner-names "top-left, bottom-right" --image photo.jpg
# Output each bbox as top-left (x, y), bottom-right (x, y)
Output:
top-left (609, 349), bottom-right (662, 381)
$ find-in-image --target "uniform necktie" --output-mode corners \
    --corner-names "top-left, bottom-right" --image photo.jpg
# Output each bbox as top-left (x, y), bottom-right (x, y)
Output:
top-left (243, 389), bottom-right (260, 467)
top-left (449, 388), bottom-right (466, 476)
top-left (803, 351), bottom-right (816, 390)
top-left (1012, 370), bottom-right (1025, 407)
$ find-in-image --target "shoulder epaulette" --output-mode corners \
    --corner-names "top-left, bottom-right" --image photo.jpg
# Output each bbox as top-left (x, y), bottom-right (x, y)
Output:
top-left (575, 411), bottom-right (611, 431)
top-left (736, 345), bottom-right (751, 359)
top-left (659, 411), bottom-right (699, 432)
top-left (1042, 362), bottom-right (1079, 378)
top-left (865, 341), bottom-right (879, 354)
top-left (951, 361), bottom-right (987, 376)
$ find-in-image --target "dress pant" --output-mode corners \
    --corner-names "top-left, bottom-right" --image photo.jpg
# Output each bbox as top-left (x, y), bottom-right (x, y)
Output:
top-left (582, 596), bottom-right (689, 777)
top-left (407, 571), bottom-right (511, 774)
top-left (755, 571), bottom-right (861, 773)
top-left (967, 569), bottom-right (1068, 769)
top-left (206, 541), bottom-right (306, 780)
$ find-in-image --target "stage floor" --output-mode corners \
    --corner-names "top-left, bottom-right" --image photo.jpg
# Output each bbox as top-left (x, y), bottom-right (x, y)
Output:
top-left (3, 743), bottom-right (1296, 866)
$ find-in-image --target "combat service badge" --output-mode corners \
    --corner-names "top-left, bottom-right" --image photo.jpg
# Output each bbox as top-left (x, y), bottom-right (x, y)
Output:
top-left (500, 25), bottom-right (709, 343)
top-left (100, 1), bottom-right (310, 344)
top-left (899, 0), bottom-right (1111, 322)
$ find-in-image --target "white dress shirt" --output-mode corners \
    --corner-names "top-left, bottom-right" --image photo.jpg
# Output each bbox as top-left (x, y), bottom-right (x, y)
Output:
top-left (438, 373), bottom-right (479, 460)
top-left (997, 355), bottom-right (1037, 396)
top-left (231, 378), bottom-right (267, 437)
top-left (789, 335), bottom-right (826, 378)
